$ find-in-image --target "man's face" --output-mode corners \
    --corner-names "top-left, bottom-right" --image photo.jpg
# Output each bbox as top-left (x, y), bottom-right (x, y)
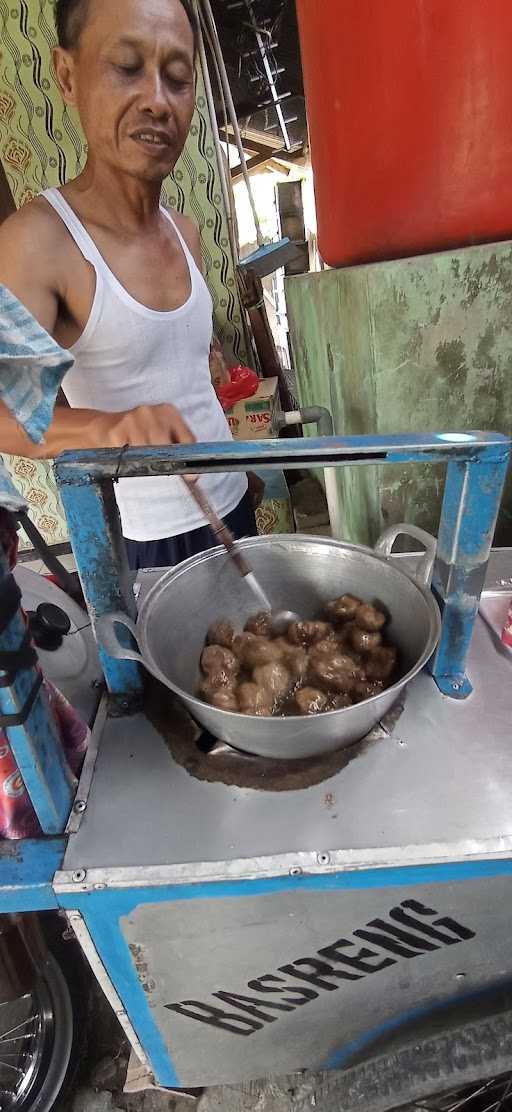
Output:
top-left (55, 0), bottom-right (196, 183)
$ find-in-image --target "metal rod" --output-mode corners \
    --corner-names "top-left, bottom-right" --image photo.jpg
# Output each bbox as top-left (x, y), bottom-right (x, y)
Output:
top-left (54, 433), bottom-right (511, 485)
top-left (200, 0), bottom-right (264, 247)
top-left (244, 0), bottom-right (292, 151)
top-left (183, 479), bottom-right (252, 579)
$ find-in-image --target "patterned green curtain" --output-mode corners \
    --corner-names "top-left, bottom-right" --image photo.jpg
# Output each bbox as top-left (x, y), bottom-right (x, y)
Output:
top-left (0, 0), bottom-right (246, 548)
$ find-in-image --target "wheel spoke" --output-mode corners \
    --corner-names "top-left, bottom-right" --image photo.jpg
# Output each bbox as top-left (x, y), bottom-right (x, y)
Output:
top-left (412, 1075), bottom-right (512, 1112)
top-left (485, 1077), bottom-right (512, 1112)
top-left (0, 1016), bottom-right (36, 1041)
top-left (444, 1081), bottom-right (497, 1112)
top-left (0, 1035), bottom-right (35, 1044)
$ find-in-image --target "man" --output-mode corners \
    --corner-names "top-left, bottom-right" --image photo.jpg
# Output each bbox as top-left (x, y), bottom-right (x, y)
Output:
top-left (0, 0), bottom-right (258, 569)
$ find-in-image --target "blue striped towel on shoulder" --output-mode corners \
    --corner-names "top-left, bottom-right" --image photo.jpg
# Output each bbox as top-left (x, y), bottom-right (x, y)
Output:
top-left (0, 284), bottom-right (74, 444)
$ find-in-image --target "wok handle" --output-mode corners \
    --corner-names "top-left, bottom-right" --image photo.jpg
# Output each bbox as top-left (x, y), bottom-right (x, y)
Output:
top-left (95, 611), bottom-right (145, 666)
top-left (374, 523), bottom-right (437, 588)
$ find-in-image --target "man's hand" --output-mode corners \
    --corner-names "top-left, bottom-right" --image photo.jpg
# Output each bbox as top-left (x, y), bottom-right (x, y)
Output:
top-left (0, 400), bottom-right (195, 460)
top-left (93, 403), bottom-right (195, 448)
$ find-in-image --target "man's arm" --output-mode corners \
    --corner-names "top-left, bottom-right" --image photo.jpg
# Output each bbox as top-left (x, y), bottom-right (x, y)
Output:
top-left (0, 205), bottom-right (195, 457)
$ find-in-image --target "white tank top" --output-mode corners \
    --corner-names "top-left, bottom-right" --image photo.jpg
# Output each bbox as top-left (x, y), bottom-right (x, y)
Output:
top-left (43, 188), bottom-right (246, 541)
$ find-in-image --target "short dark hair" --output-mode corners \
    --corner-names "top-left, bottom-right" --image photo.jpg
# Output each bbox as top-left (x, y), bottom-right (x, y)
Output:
top-left (55, 0), bottom-right (199, 53)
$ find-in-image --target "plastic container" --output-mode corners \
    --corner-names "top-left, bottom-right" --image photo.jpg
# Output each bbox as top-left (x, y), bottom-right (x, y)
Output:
top-left (296, 0), bottom-right (512, 267)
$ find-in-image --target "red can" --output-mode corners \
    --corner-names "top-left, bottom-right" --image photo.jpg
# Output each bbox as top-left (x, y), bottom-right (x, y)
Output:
top-left (502, 602), bottom-right (512, 649)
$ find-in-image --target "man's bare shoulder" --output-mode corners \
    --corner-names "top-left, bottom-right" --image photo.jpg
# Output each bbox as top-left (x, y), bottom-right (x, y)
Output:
top-left (0, 196), bottom-right (70, 282)
top-left (168, 207), bottom-right (203, 271)
top-left (0, 197), bottom-right (70, 331)
top-left (0, 195), bottom-right (69, 246)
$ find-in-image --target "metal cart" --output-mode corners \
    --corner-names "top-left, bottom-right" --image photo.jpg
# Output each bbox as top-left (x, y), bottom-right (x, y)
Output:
top-left (0, 429), bottom-right (511, 1111)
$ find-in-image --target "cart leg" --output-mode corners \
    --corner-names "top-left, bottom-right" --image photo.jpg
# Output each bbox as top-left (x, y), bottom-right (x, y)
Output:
top-left (430, 450), bottom-right (510, 698)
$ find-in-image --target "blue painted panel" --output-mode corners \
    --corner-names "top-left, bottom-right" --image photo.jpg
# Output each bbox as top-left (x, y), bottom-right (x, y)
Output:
top-left (57, 856), bottom-right (512, 1087)
top-left (323, 977), bottom-right (512, 1070)
top-left (0, 837), bottom-right (65, 912)
top-left (80, 907), bottom-right (179, 1087)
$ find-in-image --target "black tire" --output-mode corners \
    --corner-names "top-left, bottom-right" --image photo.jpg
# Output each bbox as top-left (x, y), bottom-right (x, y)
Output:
top-left (0, 951), bottom-right (72, 1112)
top-left (304, 1007), bottom-right (512, 1112)
top-left (0, 916), bottom-right (90, 1112)
top-left (198, 1008), bottom-right (512, 1112)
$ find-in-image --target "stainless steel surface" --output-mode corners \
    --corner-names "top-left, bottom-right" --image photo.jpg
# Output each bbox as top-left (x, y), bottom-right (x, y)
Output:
top-left (65, 696), bottom-right (107, 834)
top-left (63, 590), bottom-right (512, 874)
top-left (96, 533), bottom-right (440, 760)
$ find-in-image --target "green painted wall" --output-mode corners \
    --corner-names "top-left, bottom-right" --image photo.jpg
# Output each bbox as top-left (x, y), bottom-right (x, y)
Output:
top-left (286, 241), bottom-right (512, 547)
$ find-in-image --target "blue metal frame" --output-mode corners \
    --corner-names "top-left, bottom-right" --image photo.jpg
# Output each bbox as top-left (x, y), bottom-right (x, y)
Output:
top-left (431, 451), bottom-right (511, 696)
top-left (0, 545), bottom-right (76, 833)
top-left (57, 478), bottom-right (141, 716)
top-left (0, 838), bottom-right (65, 912)
top-left (55, 430), bottom-right (510, 703)
top-left (57, 856), bottom-right (512, 1087)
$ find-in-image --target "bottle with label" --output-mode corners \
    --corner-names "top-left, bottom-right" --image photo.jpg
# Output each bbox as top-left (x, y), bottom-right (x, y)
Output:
top-left (502, 602), bottom-right (512, 649)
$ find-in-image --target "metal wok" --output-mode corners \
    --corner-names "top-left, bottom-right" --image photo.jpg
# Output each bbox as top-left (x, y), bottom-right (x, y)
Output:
top-left (97, 526), bottom-right (441, 760)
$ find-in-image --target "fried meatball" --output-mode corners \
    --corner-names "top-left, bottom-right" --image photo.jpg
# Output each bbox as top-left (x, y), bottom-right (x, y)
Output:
top-left (199, 681), bottom-right (239, 711)
top-left (336, 619), bottom-right (356, 646)
top-left (253, 662), bottom-right (291, 701)
top-left (287, 620), bottom-right (333, 647)
top-left (355, 603), bottom-right (386, 633)
top-left (201, 645), bottom-right (239, 679)
top-left (326, 594), bottom-right (361, 623)
top-left (309, 637), bottom-right (340, 662)
top-left (211, 688), bottom-right (239, 711)
top-left (206, 620), bottom-right (235, 649)
top-left (352, 679), bottom-right (385, 703)
top-left (365, 645), bottom-right (398, 681)
top-left (233, 632), bottom-right (282, 668)
top-left (350, 627), bottom-right (383, 654)
top-left (329, 693), bottom-right (353, 710)
top-left (238, 682), bottom-right (273, 716)
top-left (244, 611), bottom-right (273, 637)
top-left (309, 649), bottom-right (363, 694)
top-left (295, 687), bottom-right (328, 715)
top-left (273, 639), bottom-right (309, 680)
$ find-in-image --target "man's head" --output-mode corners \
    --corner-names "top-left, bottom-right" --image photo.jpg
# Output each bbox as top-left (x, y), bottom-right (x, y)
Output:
top-left (55, 0), bottom-right (198, 54)
top-left (53, 0), bottom-right (198, 184)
